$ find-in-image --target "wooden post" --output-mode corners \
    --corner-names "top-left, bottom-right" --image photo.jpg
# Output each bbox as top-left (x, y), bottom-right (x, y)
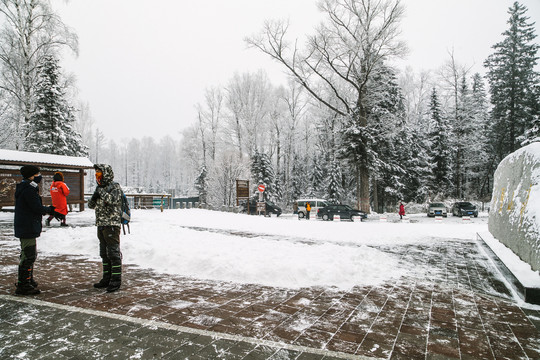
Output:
top-left (79, 169), bottom-right (85, 211)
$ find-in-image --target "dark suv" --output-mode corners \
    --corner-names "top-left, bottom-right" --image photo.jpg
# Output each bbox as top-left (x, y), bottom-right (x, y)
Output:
top-left (242, 199), bottom-right (282, 216)
top-left (317, 204), bottom-right (367, 221)
top-left (451, 202), bottom-right (478, 217)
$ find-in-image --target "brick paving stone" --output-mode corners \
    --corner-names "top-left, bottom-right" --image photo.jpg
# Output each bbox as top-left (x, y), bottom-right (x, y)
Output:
top-left (2, 219), bottom-right (540, 359)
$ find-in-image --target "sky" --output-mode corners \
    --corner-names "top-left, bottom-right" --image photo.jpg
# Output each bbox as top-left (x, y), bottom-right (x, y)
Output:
top-left (52, 0), bottom-right (540, 141)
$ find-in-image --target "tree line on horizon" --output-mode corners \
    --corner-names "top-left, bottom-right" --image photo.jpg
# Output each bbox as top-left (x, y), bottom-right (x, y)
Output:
top-left (0, 0), bottom-right (537, 212)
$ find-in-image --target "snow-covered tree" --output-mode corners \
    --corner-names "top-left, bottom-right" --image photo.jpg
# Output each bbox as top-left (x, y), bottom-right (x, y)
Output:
top-left (327, 158), bottom-right (341, 204)
top-left (427, 87), bottom-right (452, 198)
top-left (250, 150), bottom-right (275, 200)
top-left (484, 1), bottom-right (540, 159)
top-left (25, 55), bottom-right (87, 156)
top-left (0, 0), bottom-right (78, 150)
top-left (247, 0), bottom-right (407, 213)
top-left (194, 164), bottom-right (208, 205)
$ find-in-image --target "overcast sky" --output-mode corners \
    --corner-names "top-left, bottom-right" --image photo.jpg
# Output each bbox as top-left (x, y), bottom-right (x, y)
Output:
top-left (53, 0), bottom-right (540, 141)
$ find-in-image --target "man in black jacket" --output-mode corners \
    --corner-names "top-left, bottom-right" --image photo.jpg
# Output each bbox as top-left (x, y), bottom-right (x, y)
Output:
top-left (14, 165), bottom-right (54, 295)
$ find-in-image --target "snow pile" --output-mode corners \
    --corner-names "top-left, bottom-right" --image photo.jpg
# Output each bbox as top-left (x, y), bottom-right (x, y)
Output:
top-left (27, 209), bottom-right (488, 290)
top-left (489, 142), bottom-right (540, 271)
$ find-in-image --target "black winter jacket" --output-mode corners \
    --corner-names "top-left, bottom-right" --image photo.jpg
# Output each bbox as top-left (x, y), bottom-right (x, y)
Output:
top-left (14, 180), bottom-right (51, 239)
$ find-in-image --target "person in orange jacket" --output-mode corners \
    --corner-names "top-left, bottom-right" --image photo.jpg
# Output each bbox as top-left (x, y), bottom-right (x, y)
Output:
top-left (46, 172), bottom-right (70, 226)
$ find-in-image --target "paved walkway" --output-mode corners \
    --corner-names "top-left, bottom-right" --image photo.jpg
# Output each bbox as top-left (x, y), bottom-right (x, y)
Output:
top-left (1, 220), bottom-right (540, 359)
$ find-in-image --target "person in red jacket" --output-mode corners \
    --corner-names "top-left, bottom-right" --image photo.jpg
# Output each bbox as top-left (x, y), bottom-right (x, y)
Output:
top-left (399, 202), bottom-right (406, 220)
top-left (46, 172), bottom-right (70, 226)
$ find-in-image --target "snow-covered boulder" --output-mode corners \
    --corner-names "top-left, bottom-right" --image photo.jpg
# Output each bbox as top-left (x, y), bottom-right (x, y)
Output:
top-left (489, 142), bottom-right (540, 271)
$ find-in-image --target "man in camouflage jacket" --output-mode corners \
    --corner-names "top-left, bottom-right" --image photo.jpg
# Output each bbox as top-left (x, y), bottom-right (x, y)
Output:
top-left (88, 164), bottom-right (123, 292)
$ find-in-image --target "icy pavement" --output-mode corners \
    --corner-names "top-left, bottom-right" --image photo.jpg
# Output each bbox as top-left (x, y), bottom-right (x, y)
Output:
top-left (0, 211), bottom-right (540, 359)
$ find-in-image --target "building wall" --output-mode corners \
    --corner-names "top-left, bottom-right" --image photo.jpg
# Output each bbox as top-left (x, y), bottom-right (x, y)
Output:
top-left (489, 143), bottom-right (540, 271)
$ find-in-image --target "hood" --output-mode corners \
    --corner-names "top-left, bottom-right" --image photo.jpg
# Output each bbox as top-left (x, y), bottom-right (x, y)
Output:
top-left (15, 180), bottom-right (35, 198)
top-left (94, 164), bottom-right (115, 185)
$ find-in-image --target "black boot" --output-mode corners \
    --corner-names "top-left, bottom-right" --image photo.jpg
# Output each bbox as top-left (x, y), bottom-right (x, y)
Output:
top-left (106, 263), bottom-right (121, 293)
top-left (15, 266), bottom-right (40, 295)
top-left (93, 262), bottom-right (111, 288)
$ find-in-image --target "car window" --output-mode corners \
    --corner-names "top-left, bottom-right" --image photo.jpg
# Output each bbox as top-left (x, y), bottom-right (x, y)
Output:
top-left (297, 201), bottom-right (305, 207)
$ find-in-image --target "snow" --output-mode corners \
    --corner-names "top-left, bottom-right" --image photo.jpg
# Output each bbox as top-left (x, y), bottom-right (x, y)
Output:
top-left (2, 208), bottom-right (538, 295)
top-left (479, 231), bottom-right (540, 288)
top-left (0, 148), bottom-right (93, 168)
top-left (35, 209), bottom-right (483, 289)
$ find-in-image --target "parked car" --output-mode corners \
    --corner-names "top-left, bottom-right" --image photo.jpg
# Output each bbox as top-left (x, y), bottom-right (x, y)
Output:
top-left (427, 203), bottom-right (447, 217)
top-left (451, 202), bottom-right (478, 217)
top-left (317, 204), bottom-right (367, 221)
top-left (242, 199), bottom-right (282, 216)
top-left (295, 198), bottom-right (329, 218)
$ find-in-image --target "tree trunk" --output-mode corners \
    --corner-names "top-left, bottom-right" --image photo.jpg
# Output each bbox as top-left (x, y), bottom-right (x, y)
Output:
top-left (372, 178), bottom-right (378, 213)
top-left (360, 163), bottom-right (370, 213)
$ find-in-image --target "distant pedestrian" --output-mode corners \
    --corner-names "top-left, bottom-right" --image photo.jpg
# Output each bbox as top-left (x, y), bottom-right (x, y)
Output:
top-left (88, 164), bottom-right (124, 293)
top-left (399, 202), bottom-right (406, 220)
top-left (14, 165), bottom-right (55, 295)
top-left (293, 202), bottom-right (298, 214)
top-left (306, 201), bottom-right (311, 220)
top-left (46, 172), bottom-right (70, 227)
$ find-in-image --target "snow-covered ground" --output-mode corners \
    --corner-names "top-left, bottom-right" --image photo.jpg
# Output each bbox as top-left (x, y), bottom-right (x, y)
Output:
top-left (2, 209), bottom-right (539, 295)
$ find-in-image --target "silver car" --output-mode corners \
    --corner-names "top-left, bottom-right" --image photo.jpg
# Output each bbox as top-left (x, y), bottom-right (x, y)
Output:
top-left (427, 203), bottom-right (447, 217)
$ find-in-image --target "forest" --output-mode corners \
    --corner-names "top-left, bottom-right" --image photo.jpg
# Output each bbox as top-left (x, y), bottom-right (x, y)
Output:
top-left (0, 0), bottom-right (538, 213)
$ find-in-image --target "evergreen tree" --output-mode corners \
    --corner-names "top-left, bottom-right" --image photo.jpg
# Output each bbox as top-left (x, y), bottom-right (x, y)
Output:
top-left (194, 164), bottom-right (208, 204)
top-left (250, 150), bottom-right (275, 200)
top-left (452, 75), bottom-right (475, 199)
top-left (290, 154), bottom-right (304, 201)
top-left (364, 66), bottom-right (407, 210)
top-left (427, 88), bottom-right (452, 198)
top-left (26, 55), bottom-right (87, 156)
top-left (468, 73), bottom-right (493, 199)
top-left (327, 158), bottom-right (341, 204)
top-left (484, 1), bottom-right (540, 159)
top-left (402, 128), bottom-right (432, 203)
top-left (311, 154), bottom-right (325, 198)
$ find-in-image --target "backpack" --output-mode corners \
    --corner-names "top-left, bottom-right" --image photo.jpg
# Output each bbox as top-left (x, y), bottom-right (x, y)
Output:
top-left (120, 191), bottom-right (131, 235)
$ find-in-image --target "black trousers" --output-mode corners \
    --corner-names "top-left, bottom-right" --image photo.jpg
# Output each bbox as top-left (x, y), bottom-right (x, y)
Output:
top-left (97, 226), bottom-right (122, 277)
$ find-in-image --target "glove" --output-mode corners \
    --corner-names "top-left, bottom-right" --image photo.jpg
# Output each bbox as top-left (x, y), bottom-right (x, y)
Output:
top-left (47, 206), bottom-right (55, 215)
top-left (53, 211), bottom-right (63, 221)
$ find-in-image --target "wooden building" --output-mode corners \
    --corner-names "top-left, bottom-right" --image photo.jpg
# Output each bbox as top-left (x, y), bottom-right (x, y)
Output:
top-left (0, 149), bottom-right (93, 211)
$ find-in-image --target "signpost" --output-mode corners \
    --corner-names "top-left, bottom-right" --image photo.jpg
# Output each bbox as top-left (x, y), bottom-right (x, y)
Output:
top-left (236, 179), bottom-right (250, 206)
top-left (257, 184), bottom-right (265, 215)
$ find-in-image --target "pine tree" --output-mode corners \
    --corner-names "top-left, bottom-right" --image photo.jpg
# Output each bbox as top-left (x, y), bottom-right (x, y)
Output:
top-left (484, 1), bottom-right (540, 158)
top-left (452, 75), bottom-right (475, 199)
top-left (290, 154), bottom-right (304, 201)
top-left (194, 164), bottom-right (208, 204)
top-left (250, 150), bottom-right (275, 200)
top-left (25, 55), bottom-right (87, 156)
top-left (468, 73), bottom-right (493, 199)
top-left (427, 88), bottom-right (452, 198)
top-left (327, 158), bottom-right (341, 204)
top-left (364, 66), bottom-right (407, 210)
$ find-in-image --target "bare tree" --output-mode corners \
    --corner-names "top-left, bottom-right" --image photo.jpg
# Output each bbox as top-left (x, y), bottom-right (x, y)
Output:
top-left (224, 71), bottom-right (272, 160)
top-left (246, 0), bottom-right (407, 212)
top-left (0, 0), bottom-right (78, 149)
